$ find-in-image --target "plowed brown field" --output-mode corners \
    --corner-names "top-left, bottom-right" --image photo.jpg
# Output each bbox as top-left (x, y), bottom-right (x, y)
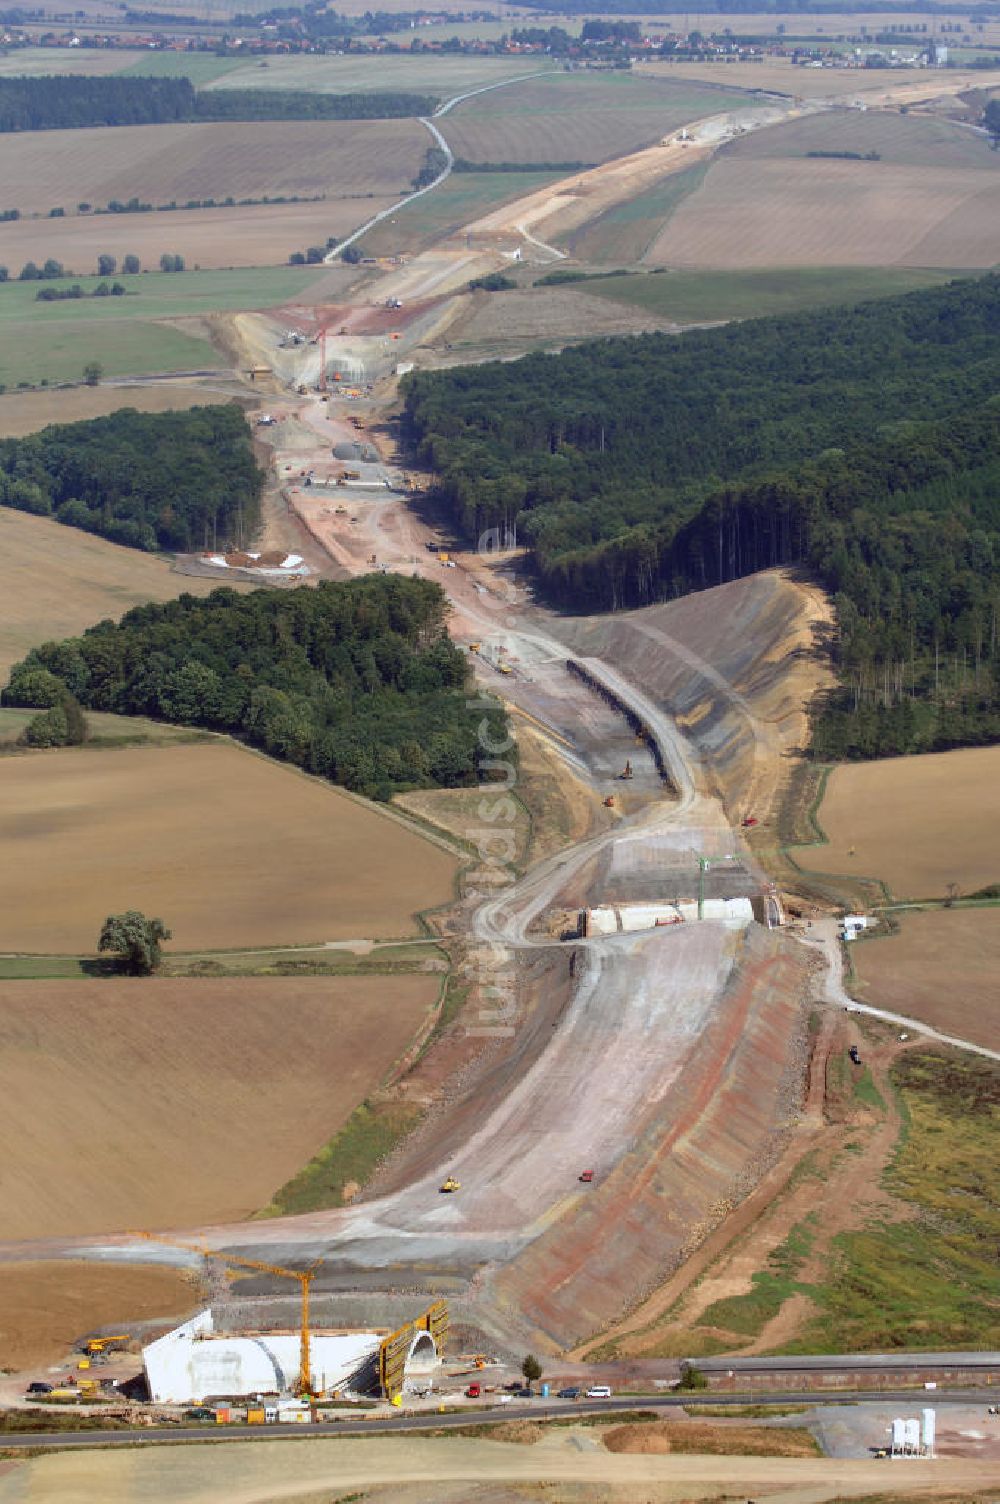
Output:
top-left (0, 507), bottom-right (249, 682)
top-left (0, 120), bottom-right (423, 218)
top-left (853, 908), bottom-right (1000, 1051)
top-left (0, 974), bottom-right (438, 1238)
top-left (803, 745), bottom-right (1000, 898)
top-left (0, 1260), bottom-right (199, 1369)
top-left (0, 741), bottom-right (458, 951)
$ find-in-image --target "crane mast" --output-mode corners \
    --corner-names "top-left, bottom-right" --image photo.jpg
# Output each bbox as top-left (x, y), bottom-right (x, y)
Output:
top-left (135, 1233), bottom-right (320, 1395)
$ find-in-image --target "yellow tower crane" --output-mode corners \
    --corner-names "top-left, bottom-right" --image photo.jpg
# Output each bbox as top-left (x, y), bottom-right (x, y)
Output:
top-left (135, 1233), bottom-right (321, 1395)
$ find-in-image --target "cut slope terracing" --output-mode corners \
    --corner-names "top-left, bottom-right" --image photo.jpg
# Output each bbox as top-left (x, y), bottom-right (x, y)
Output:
top-left (555, 570), bottom-right (834, 824)
top-left (486, 922), bottom-right (809, 1349)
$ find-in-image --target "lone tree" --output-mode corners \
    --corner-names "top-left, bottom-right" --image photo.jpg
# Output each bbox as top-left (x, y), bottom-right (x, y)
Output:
top-left (521, 1355), bottom-right (542, 1392)
top-left (98, 911), bottom-right (171, 975)
top-left (83, 361), bottom-right (103, 386)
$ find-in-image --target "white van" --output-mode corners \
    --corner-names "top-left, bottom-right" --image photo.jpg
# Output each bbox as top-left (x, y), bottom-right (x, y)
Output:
top-left (586, 1385), bottom-right (612, 1399)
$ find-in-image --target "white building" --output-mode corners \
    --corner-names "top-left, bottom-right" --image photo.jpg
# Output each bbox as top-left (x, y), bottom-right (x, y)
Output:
top-left (585, 897), bottom-right (755, 935)
top-left (142, 1309), bottom-right (437, 1404)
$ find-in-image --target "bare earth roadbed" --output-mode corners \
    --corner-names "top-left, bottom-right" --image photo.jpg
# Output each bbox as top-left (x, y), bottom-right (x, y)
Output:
top-left (0, 974), bottom-right (438, 1238)
top-left (0, 741), bottom-right (459, 951)
top-left (802, 744), bottom-right (1000, 898)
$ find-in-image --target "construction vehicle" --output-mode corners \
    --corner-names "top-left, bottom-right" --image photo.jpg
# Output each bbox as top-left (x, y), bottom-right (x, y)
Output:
top-left (579, 1170), bottom-right (594, 1183)
top-left (497, 662), bottom-right (512, 675)
top-left (741, 815), bottom-right (758, 828)
top-left (80, 1335), bottom-right (130, 1359)
top-left (603, 796), bottom-right (615, 808)
top-left (336, 470), bottom-right (361, 485)
top-left (619, 760), bottom-right (633, 780)
top-left (469, 643), bottom-right (481, 653)
top-left (440, 1176), bottom-right (461, 1194)
top-left (849, 1045), bottom-right (862, 1065)
top-left (135, 1233), bottom-right (321, 1396)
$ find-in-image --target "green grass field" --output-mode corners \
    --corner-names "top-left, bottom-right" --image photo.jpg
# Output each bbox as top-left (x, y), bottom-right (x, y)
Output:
top-left (0, 48), bottom-right (135, 77)
top-left (116, 52), bottom-right (248, 85)
top-left (0, 265), bottom-right (329, 386)
top-left (568, 162), bottom-right (710, 265)
top-left (785, 1051), bottom-right (1000, 1353)
top-left (359, 170), bottom-right (563, 256)
top-left (0, 707), bottom-right (206, 745)
top-left (204, 53), bottom-right (552, 97)
top-left (583, 266), bottom-right (969, 323)
top-left (441, 72), bottom-right (757, 168)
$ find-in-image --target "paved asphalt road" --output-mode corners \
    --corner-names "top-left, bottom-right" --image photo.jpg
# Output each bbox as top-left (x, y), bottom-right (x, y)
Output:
top-left (3, 1390), bottom-right (996, 1451)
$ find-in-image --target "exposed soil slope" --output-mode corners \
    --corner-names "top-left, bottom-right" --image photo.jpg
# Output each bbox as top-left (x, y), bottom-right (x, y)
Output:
top-left (555, 569), bottom-right (834, 825)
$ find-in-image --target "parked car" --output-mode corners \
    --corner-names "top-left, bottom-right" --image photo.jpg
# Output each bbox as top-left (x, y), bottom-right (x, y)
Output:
top-left (557, 1387), bottom-right (581, 1399)
top-left (183, 1406), bottom-right (216, 1422)
top-left (586, 1385), bottom-right (612, 1399)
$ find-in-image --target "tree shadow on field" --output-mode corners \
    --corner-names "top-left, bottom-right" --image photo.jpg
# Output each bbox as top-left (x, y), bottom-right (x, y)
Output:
top-left (80, 956), bottom-right (127, 978)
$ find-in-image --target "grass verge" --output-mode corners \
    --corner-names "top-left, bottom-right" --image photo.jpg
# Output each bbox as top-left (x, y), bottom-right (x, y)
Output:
top-left (697, 1217), bottom-right (816, 1339)
top-left (586, 266), bottom-right (966, 324)
top-left (603, 1420), bottom-right (820, 1457)
top-left (261, 1097), bottom-right (426, 1216)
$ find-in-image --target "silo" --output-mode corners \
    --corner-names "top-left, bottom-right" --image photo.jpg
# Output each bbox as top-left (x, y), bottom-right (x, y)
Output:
top-left (922, 1408), bottom-right (936, 1456)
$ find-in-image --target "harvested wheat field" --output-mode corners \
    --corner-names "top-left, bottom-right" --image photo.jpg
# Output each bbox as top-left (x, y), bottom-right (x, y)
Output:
top-left (0, 120), bottom-right (423, 220)
top-left (645, 155), bottom-right (1000, 268)
top-left (0, 199), bottom-right (395, 274)
top-left (0, 383), bottom-right (230, 439)
top-left (0, 974), bottom-right (438, 1238)
top-left (0, 1261), bottom-right (200, 1370)
top-left (804, 746), bottom-right (1000, 899)
top-left (725, 108), bottom-right (996, 170)
top-left (0, 741), bottom-right (458, 952)
top-left (0, 508), bottom-right (248, 682)
top-left (853, 908), bottom-right (1000, 1051)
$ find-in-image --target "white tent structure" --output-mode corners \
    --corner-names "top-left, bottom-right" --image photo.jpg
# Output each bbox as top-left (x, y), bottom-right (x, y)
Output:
top-left (143, 1309), bottom-right (436, 1403)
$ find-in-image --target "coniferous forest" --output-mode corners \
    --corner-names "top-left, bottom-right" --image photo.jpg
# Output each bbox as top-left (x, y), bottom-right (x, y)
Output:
top-left (4, 579), bottom-right (507, 798)
top-left (403, 274), bottom-right (1000, 759)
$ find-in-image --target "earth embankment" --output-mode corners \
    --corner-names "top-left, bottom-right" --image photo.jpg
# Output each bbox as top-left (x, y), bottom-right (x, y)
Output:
top-left (555, 569), bottom-right (833, 823)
